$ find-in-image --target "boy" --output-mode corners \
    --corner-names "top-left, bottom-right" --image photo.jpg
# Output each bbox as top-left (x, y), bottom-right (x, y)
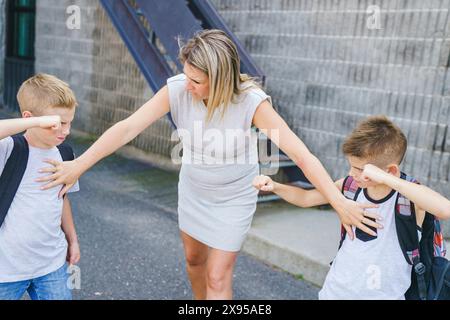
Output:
top-left (0, 74), bottom-right (80, 300)
top-left (253, 115), bottom-right (450, 300)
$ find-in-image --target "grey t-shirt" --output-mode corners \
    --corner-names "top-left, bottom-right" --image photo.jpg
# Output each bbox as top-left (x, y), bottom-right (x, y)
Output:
top-left (0, 137), bottom-right (79, 283)
top-left (168, 73), bottom-right (271, 165)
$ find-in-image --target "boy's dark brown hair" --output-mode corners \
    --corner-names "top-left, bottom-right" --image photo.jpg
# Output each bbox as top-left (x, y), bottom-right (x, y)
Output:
top-left (342, 115), bottom-right (407, 166)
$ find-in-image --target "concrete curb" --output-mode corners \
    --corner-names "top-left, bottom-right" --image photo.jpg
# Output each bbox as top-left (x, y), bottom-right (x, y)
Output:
top-left (243, 233), bottom-right (328, 287)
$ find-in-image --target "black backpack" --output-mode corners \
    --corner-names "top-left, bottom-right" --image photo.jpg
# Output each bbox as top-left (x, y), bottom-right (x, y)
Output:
top-left (340, 174), bottom-right (450, 300)
top-left (0, 135), bottom-right (75, 228)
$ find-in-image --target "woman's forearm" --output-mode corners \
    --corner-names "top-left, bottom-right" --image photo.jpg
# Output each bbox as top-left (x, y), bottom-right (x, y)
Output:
top-left (75, 87), bottom-right (170, 174)
top-left (294, 152), bottom-right (345, 210)
top-left (76, 120), bottom-right (131, 174)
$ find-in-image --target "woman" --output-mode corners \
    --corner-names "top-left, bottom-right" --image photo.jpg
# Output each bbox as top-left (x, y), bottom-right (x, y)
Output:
top-left (38, 30), bottom-right (381, 300)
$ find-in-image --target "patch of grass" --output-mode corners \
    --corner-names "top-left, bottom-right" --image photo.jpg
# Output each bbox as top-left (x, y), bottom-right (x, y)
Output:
top-left (294, 274), bottom-right (305, 281)
top-left (124, 169), bottom-right (178, 187)
top-left (70, 133), bottom-right (99, 145)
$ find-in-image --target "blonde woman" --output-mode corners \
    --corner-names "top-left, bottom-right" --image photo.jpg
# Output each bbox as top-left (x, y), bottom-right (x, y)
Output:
top-left (38, 30), bottom-right (381, 300)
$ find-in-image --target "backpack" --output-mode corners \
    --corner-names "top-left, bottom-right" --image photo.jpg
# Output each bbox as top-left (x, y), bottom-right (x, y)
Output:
top-left (341, 174), bottom-right (450, 300)
top-left (0, 135), bottom-right (75, 228)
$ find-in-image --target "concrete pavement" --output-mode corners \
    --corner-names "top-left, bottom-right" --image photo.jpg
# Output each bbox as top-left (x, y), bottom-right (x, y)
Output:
top-left (244, 203), bottom-right (340, 287)
top-left (69, 130), bottom-right (450, 289)
top-left (67, 134), bottom-right (320, 299)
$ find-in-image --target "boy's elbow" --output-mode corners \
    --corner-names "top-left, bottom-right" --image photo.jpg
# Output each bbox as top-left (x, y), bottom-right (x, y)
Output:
top-left (443, 203), bottom-right (450, 220)
top-left (437, 200), bottom-right (450, 220)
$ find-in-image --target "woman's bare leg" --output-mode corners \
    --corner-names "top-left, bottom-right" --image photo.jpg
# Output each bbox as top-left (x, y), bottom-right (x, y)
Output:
top-left (206, 248), bottom-right (238, 300)
top-left (180, 231), bottom-right (209, 300)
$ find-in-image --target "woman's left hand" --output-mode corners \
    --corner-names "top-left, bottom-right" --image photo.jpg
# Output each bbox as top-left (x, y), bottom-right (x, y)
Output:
top-left (335, 198), bottom-right (383, 240)
top-left (36, 159), bottom-right (82, 198)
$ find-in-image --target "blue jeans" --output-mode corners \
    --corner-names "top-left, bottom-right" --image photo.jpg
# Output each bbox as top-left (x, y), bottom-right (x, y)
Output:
top-left (0, 263), bottom-right (72, 300)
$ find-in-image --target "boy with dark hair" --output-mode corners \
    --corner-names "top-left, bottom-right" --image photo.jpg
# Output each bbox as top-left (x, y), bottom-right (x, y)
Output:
top-left (253, 115), bottom-right (450, 299)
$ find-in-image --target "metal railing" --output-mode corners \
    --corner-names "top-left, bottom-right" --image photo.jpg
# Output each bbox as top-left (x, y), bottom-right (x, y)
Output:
top-left (99, 0), bottom-right (311, 202)
top-left (100, 0), bottom-right (265, 93)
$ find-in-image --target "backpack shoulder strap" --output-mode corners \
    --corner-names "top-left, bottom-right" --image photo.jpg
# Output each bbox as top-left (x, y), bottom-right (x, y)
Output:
top-left (396, 173), bottom-right (429, 300)
top-left (395, 174), bottom-right (446, 259)
top-left (395, 172), bottom-right (421, 265)
top-left (342, 176), bottom-right (361, 201)
top-left (56, 143), bottom-right (75, 199)
top-left (56, 142), bottom-right (75, 161)
top-left (0, 135), bottom-right (29, 227)
top-left (338, 176), bottom-right (362, 249)
top-left (432, 218), bottom-right (447, 258)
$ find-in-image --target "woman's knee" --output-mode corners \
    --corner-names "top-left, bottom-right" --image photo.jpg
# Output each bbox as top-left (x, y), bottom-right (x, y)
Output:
top-left (185, 251), bottom-right (208, 267)
top-left (206, 268), bottom-right (231, 292)
top-left (181, 233), bottom-right (208, 267)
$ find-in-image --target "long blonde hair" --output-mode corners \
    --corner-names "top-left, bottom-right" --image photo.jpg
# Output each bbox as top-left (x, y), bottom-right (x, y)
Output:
top-left (179, 29), bottom-right (260, 121)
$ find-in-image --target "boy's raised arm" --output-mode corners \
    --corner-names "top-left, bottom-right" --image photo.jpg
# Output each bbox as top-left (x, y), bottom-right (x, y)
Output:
top-left (363, 164), bottom-right (450, 220)
top-left (0, 116), bottom-right (61, 140)
top-left (253, 175), bottom-right (344, 208)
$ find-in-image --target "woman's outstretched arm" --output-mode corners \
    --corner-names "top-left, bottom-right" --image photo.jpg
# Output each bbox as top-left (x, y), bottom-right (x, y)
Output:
top-left (253, 100), bottom-right (382, 239)
top-left (38, 86), bottom-right (171, 196)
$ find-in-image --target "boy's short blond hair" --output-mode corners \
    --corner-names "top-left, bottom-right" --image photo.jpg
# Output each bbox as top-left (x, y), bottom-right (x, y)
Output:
top-left (17, 73), bottom-right (77, 115)
top-left (343, 115), bottom-right (407, 166)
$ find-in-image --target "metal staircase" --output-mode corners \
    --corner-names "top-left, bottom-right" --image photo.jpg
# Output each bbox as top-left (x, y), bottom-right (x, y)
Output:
top-left (99, 0), bottom-right (311, 201)
top-left (100, 0), bottom-right (264, 92)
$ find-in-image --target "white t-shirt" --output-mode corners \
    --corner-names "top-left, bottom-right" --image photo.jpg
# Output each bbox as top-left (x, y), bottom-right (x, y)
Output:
top-left (168, 73), bottom-right (270, 166)
top-left (319, 188), bottom-right (413, 300)
top-left (0, 137), bottom-right (79, 283)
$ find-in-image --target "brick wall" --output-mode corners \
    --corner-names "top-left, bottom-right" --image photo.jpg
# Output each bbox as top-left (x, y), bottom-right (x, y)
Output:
top-left (211, 0), bottom-right (450, 190)
top-left (211, 0), bottom-right (450, 234)
top-left (34, 0), bottom-right (176, 158)
top-left (33, 0), bottom-right (450, 196)
top-left (32, 0), bottom-right (449, 234)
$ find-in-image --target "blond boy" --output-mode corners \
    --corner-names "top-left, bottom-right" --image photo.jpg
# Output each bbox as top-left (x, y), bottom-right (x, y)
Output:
top-left (0, 74), bottom-right (80, 300)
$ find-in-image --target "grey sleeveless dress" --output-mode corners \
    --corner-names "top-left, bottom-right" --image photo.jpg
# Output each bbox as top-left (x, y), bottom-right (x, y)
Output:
top-left (167, 74), bottom-right (271, 252)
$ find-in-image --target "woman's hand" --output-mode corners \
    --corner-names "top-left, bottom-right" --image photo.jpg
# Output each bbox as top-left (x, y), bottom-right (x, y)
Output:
top-left (335, 198), bottom-right (383, 240)
top-left (36, 159), bottom-right (82, 198)
top-left (252, 175), bottom-right (275, 192)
